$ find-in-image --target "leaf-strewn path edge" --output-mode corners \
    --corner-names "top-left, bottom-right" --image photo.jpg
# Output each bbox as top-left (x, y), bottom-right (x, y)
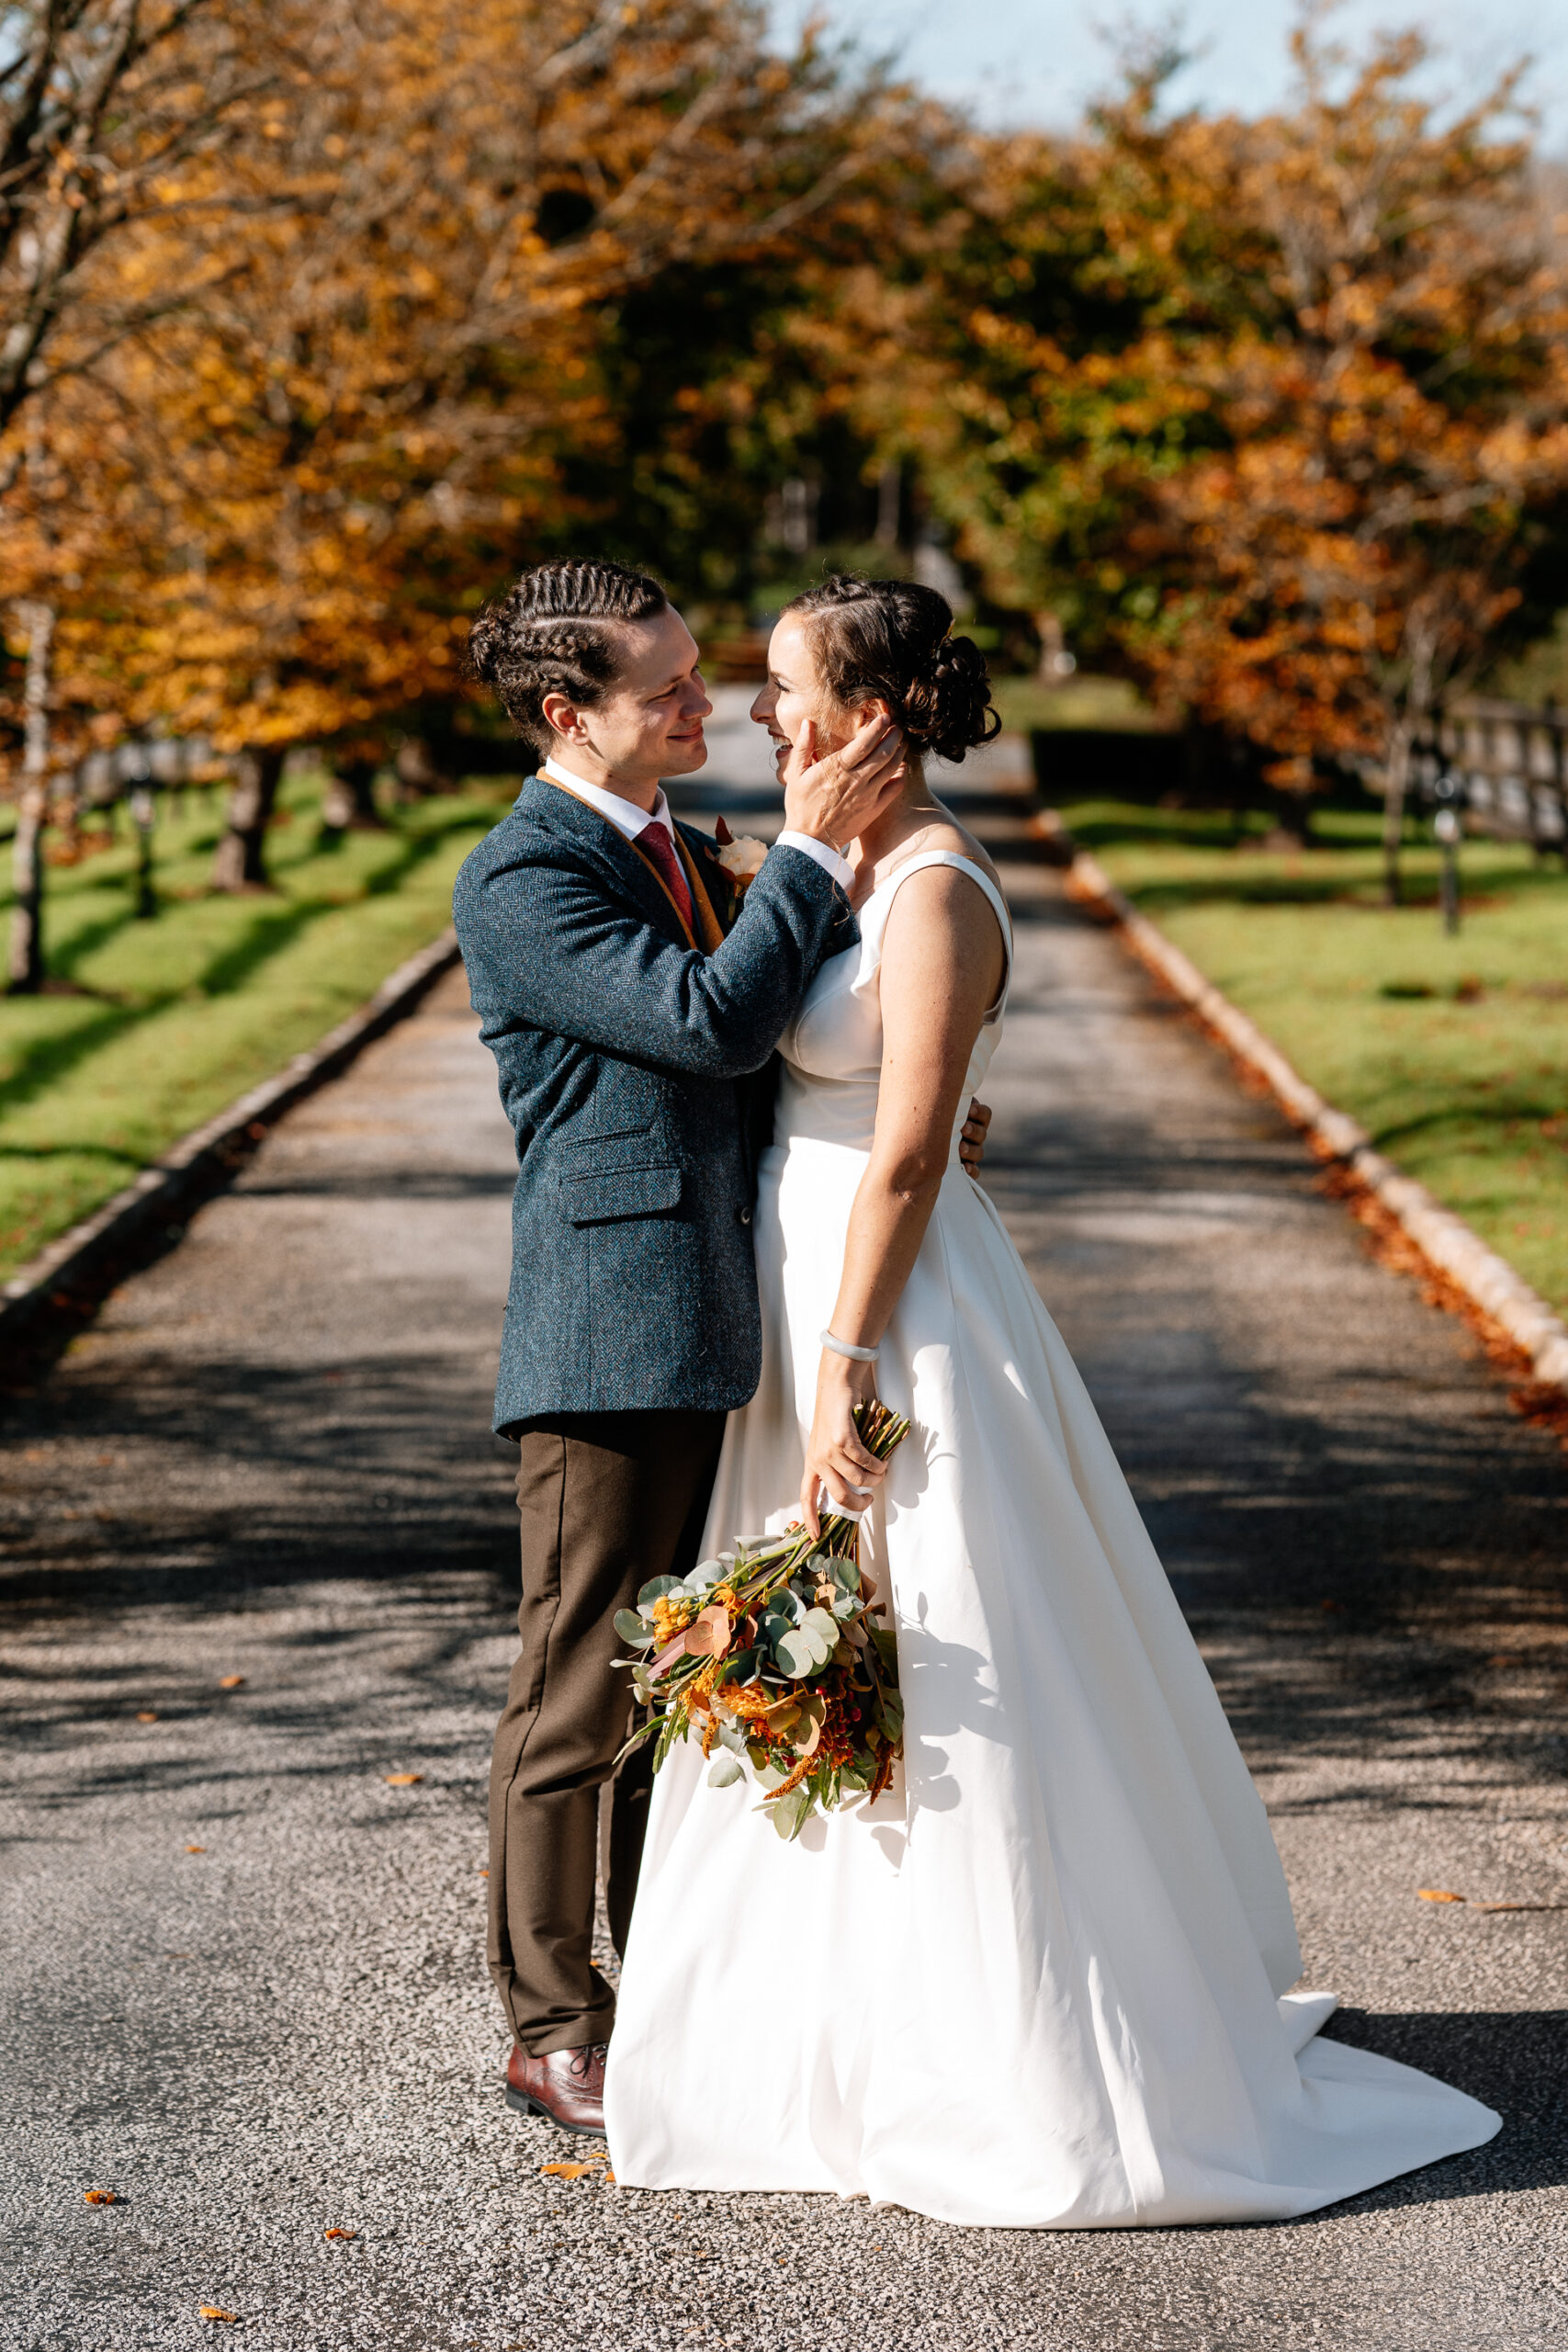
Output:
top-left (1036, 810), bottom-right (1568, 1399)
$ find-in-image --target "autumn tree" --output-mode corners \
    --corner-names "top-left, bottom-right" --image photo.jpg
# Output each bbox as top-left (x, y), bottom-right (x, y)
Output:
top-left (845, 18), bottom-right (1568, 872)
top-left (16, 0), bottom-right (931, 890)
top-left (1133, 28), bottom-right (1568, 890)
top-left (1, 0), bottom-right (282, 981)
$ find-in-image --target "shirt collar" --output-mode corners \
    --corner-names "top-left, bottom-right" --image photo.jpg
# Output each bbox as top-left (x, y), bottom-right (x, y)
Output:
top-left (540, 754), bottom-right (673, 842)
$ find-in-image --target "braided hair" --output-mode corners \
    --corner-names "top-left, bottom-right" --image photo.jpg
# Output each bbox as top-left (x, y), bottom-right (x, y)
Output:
top-left (783, 574), bottom-right (999, 763)
top-left (468, 560), bottom-right (669, 758)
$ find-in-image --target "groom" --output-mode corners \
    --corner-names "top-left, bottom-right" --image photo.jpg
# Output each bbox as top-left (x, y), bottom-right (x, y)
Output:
top-left (454, 559), bottom-right (984, 2135)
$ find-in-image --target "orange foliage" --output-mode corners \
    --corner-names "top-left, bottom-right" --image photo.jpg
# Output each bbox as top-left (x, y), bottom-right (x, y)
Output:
top-left (4, 1), bottom-right (918, 781)
top-left (841, 25), bottom-right (1568, 783)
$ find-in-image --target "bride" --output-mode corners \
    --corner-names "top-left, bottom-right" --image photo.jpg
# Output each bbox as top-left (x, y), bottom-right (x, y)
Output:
top-left (603, 573), bottom-right (1498, 2226)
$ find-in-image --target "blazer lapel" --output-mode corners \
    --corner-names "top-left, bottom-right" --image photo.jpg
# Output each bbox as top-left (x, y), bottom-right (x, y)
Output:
top-left (677, 822), bottom-right (743, 938)
top-left (516, 775), bottom-right (693, 947)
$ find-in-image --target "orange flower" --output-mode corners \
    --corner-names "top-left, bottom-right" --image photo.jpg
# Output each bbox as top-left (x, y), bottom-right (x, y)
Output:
top-left (650, 1596), bottom-right (697, 1644)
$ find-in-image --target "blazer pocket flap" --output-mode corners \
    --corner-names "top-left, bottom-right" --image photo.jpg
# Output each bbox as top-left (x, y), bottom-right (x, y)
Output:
top-left (561, 1165), bottom-right (682, 1225)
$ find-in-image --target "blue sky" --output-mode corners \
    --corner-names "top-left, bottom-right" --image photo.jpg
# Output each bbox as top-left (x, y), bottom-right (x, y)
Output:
top-left (771, 1), bottom-right (1567, 147)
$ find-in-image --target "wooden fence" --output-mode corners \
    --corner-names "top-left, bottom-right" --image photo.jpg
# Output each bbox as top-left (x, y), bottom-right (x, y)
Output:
top-left (1408, 697), bottom-right (1568, 854)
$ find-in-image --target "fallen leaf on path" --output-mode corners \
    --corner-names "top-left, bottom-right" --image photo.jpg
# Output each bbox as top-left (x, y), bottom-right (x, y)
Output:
top-left (83, 2189), bottom-right (118, 2204)
top-left (539, 2156), bottom-right (613, 2180)
top-left (323, 2226), bottom-right (356, 2240)
top-left (136, 1712), bottom-right (159, 1724)
top-left (185, 1845), bottom-right (206, 1854)
top-left (197, 2310), bottom-right (239, 2324)
top-left (478, 1867), bottom-right (489, 1877)
top-left (1476, 1901), bottom-right (1568, 1914)
top-left (383, 1772), bottom-right (423, 1786)
top-left (220, 1675), bottom-right (245, 1690)
top-left (1417, 1888), bottom-right (1465, 1903)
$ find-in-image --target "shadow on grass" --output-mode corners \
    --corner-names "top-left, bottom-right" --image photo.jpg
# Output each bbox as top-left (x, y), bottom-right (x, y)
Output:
top-left (0, 1140), bottom-right (143, 1170)
top-left (1119, 871), bottom-right (1562, 917)
top-left (1054, 803), bottom-right (1568, 912)
top-left (0, 817), bottom-right (473, 1120)
top-left (1370, 1099), bottom-right (1568, 1159)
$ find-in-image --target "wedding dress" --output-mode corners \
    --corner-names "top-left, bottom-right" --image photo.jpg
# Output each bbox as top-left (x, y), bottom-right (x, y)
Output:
top-left (604, 851), bottom-right (1499, 2226)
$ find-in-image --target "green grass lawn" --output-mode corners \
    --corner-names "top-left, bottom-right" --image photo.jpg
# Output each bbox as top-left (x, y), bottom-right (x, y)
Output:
top-left (990, 673), bottom-right (1162, 734)
top-left (0, 766), bottom-right (520, 1284)
top-left (1057, 800), bottom-right (1568, 1323)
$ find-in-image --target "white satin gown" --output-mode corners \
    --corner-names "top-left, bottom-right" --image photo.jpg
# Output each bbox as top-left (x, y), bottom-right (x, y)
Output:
top-left (604, 851), bottom-right (1499, 2226)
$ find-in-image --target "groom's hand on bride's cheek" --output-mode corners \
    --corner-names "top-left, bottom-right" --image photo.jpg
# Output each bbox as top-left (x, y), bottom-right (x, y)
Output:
top-left (960, 1098), bottom-right (992, 1178)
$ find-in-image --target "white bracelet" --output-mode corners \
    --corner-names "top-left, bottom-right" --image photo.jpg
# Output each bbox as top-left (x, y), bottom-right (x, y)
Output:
top-left (820, 1328), bottom-right (878, 1363)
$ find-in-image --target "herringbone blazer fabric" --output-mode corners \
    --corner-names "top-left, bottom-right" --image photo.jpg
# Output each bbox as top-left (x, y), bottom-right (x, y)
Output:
top-left (453, 777), bottom-right (856, 1428)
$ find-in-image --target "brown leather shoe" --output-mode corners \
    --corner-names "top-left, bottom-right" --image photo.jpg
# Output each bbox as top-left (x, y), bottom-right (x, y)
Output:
top-left (504, 2041), bottom-right (607, 2135)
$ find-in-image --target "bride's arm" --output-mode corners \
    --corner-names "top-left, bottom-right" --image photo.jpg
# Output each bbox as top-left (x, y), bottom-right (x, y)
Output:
top-left (798, 865), bottom-right (1006, 1533)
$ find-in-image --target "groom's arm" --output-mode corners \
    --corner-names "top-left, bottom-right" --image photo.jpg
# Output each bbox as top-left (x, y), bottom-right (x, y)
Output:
top-left (456, 836), bottom-right (852, 1080)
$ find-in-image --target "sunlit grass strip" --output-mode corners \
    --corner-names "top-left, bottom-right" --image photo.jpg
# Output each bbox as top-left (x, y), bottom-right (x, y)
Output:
top-left (1060, 801), bottom-right (1568, 1321)
top-left (0, 769), bottom-right (518, 1283)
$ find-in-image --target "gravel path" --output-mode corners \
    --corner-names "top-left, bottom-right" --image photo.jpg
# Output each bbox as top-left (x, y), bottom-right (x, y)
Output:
top-left (3, 809), bottom-right (1565, 2352)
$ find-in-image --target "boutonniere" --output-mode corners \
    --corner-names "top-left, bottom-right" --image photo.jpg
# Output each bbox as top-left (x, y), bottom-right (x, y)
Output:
top-left (713, 813), bottom-right (769, 889)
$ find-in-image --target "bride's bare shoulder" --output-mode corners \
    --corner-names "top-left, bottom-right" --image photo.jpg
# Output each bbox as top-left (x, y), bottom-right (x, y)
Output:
top-left (875, 815), bottom-right (1002, 897)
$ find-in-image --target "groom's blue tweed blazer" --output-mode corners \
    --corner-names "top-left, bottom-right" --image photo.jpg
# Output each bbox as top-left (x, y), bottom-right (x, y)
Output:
top-left (453, 775), bottom-right (855, 1430)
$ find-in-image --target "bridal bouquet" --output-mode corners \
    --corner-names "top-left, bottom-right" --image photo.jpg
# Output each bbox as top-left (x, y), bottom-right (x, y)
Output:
top-left (615, 1402), bottom-right (908, 1841)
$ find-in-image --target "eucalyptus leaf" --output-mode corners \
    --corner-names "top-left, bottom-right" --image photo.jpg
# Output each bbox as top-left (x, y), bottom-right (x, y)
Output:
top-left (706, 1754), bottom-right (744, 1789)
top-left (775, 1629), bottom-right (814, 1678)
top-left (802, 1606), bottom-right (840, 1648)
top-left (831, 1592), bottom-right (859, 1620)
top-left (769, 1787), bottom-right (811, 1841)
top-left (717, 1721), bottom-right (748, 1756)
top-left (613, 1609), bottom-right (650, 1645)
top-left (637, 1575), bottom-right (682, 1611)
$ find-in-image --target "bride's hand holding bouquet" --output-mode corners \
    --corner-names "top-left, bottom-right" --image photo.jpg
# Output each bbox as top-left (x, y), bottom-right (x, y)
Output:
top-left (800, 1340), bottom-right (887, 1539)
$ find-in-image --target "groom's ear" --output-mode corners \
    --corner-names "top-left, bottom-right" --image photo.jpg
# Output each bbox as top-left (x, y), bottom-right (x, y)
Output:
top-left (541, 690), bottom-right (586, 742)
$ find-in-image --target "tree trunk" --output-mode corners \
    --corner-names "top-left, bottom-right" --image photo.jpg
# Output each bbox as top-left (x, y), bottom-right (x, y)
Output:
top-left (1381, 717), bottom-right (1413, 909)
top-left (1034, 610), bottom-right (1066, 682)
top-left (874, 459), bottom-right (902, 548)
top-left (7, 599), bottom-right (54, 994)
top-left (320, 758), bottom-right (385, 834)
top-left (211, 746), bottom-right (286, 891)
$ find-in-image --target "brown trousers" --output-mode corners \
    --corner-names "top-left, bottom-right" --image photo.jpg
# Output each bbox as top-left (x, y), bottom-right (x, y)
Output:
top-left (487, 1408), bottom-right (726, 2055)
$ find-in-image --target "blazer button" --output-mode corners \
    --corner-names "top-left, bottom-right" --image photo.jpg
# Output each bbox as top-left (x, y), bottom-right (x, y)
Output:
top-left (739, 1205), bottom-right (752, 1225)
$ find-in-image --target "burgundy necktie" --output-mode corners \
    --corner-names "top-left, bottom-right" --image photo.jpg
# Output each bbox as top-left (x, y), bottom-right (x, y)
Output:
top-left (637, 820), bottom-right (694, 932)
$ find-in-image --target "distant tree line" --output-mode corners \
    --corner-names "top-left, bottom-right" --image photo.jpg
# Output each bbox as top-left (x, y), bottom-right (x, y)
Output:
top-left (4, 0), bottom-right (1567, 981)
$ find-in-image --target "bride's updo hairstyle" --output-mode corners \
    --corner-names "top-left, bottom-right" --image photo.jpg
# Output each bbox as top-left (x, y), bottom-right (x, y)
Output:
top-left (783, 573), bottom-right (1000, 764)
top-left (468, 559), bottom-right (669, 758)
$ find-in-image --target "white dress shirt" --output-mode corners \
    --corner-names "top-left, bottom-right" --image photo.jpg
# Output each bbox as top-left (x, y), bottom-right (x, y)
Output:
top-left (539, 753), bottom-right (853, 890)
